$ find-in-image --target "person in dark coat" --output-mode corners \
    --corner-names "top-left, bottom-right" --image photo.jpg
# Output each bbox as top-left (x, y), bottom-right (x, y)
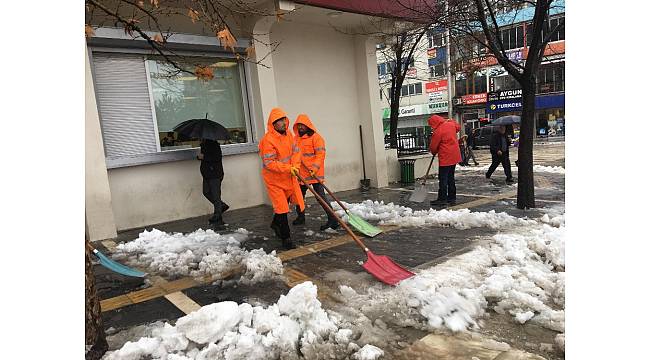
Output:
top-left (486, 126), bottom-right (514, 184)
top-left (198, 139), bottom-right (229, 228)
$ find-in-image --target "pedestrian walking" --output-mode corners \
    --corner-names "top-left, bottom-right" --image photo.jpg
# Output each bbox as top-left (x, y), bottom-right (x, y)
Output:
top-left (259, 107), bottom-right (305, 249)
top-left (292, 114), bottom-right (340, 231)
top-left (428, 115), bottom-right (462, 206)
top-left (459, 134), bottom-right (468, 166)
top-left (485, 125), bottom-right (514, 184)
top-left (198, 139), bottom-right (230, 229)
top-left (465, 130), bottom-right (479, 166)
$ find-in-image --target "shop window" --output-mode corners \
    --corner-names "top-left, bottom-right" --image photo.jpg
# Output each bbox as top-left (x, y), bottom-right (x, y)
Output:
top-left (499, 25), bottom-right (524, 50)
top-left (492, 74), bottom-right (521, 91)
top-left (527, 16), bottom-right (565, 46)
top-left (400, 82), bottom-right (423, 97)
top-left (428, 29), bottom-right (445, 48)
top-left (536, 62), bottom-right (564, 93)
top-left (430, 63), bottom-right (446, 78)
top-left (147, 58), bottom-right (249, 151)
top-left (455, 74), bottom-right (486, 96)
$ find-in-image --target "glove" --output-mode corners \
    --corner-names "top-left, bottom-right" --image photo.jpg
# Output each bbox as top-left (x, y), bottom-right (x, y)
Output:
top-left (290, 167), bottom-right (300, 176)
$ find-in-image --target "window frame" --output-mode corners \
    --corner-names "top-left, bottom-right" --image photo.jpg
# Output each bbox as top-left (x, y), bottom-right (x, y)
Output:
top-left (90, 46), bottom-right (258, 169)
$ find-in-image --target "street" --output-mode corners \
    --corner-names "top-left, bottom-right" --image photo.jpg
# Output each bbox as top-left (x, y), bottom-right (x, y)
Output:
top-left (95, 142), bottom-right (565, 360)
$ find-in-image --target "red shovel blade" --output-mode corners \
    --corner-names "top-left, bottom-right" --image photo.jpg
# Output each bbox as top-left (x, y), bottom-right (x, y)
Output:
top-left (362, 251), bottom-right (415, 286)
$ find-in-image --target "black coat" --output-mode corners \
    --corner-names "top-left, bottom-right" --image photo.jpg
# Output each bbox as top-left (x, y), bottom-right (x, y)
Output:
top-left (489, 132), bottom-right (510, 156)
top-left (200, 140), bottom-right (224, 179)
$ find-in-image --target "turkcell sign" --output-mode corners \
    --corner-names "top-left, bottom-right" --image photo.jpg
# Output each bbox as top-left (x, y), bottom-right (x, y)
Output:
top-left (486, 99), bottom-right (523, 113)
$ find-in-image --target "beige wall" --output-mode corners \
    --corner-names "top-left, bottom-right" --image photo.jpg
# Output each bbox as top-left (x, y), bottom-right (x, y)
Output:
top-left (269, 21), bottom-right (386, 192)
top-left (85, 46), bottom-right (118, 241)
top-left (107, 153), bottom-right (267, 231)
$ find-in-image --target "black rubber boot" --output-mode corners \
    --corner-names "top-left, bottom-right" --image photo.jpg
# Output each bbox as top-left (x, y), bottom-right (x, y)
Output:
top-left (211, 217), bottom-right (226, 230)
top-left (292, 206), bottom-right (305, 225)
top-left (270, 214), bottom-right (282, 238)
top-left (320, 215), bottom-right (340, 231)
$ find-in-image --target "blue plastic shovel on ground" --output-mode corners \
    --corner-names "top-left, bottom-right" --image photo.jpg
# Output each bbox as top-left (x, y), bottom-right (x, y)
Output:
top-left (86, 243), bottom-right (146, 278)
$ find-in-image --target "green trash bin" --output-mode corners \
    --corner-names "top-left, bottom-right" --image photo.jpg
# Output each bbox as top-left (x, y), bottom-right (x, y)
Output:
top-left (398, 159), bottom-right (416, 185)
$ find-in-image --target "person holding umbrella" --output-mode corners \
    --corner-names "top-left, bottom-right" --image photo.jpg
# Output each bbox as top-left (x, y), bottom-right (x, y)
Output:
top-left (259, 108), bottom-right (305, 249)
top-left (486, 115), bottom-right (519, 184)
top-left (428, 115), bottom-right (462, 206)
top-left (173, 115), bottom-right (232, 229)
top-left (197, 139), bottom-right (229, 228)
top-left (291, 114), bottom-right (339, 231)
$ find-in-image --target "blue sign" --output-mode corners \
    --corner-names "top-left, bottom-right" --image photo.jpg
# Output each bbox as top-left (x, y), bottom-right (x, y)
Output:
top-left (486, 93), bottom-right (564, 113)
top-left (486, 99), bottom-right (523, 113)
top-left (535, 94), bottom-right (564, 109)
top-left (428, 46), bottom-right (447, 66)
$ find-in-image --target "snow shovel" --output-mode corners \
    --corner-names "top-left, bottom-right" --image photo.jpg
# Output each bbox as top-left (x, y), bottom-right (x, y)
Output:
top-left (302, 165), bottom-right (382, 237)
top-left (296, 174), bottom-right (414, 285)
top-left (86, 243), bottom-right (146, 278)
top-left (409, 156), bottom-right (435, 203)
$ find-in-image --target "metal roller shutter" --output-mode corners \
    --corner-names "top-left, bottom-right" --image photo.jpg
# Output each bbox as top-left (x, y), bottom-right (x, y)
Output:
top-left (91, 52), bottom-right (158, 159)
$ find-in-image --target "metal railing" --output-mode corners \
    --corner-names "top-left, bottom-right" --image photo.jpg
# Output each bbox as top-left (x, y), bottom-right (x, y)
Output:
top-left (385, 132), bottom-right (432, 157)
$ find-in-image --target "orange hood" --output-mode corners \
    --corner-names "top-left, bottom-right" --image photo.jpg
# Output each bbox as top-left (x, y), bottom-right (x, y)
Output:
top-left (267, 107), bottom-right (289, 134)
top-left (293, 114), bottom-right (318, 134)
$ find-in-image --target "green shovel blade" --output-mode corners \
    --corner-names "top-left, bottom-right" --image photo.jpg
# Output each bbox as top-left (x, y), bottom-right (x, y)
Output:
top-left (347, 211), bottom-right (382, 237)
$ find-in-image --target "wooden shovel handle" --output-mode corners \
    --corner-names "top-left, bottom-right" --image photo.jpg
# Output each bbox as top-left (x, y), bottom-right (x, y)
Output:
top-left (300, 163), bottom-right (350, 213)
top-left (421, 155), bottom-right (435, 185)
top-left (295, 173), bottom-right (369, 253)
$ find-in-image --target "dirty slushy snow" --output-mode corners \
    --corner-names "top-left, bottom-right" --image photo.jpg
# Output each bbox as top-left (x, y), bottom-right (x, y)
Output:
top-left (338, 209), bottom-right (565, 338)
top-left (332, 200), bottom-right (535, 229)
top-left (104, 281), bottom-right (383, 360)
top-left (113, 228), bottom-right (283, 284)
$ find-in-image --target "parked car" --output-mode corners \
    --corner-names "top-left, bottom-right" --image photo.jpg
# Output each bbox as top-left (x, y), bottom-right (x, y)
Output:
top-left (472, 126), bottom-right (497, 149)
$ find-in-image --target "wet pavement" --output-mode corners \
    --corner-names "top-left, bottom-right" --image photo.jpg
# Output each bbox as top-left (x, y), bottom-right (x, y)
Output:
top-left (95, 142), bottom-right (565, 359)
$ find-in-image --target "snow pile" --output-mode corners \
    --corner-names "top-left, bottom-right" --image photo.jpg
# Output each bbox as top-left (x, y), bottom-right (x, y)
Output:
top-left (457, 164), bottom-right (565, 174)
top-left (113, 228), bottom-right (282, 283)
top-left (104, 282), bottom-right (382, 360)
top-left (533, 165), bottom-right (565, 174)
top-left (353, 344), bottom-right (384, 360)
top-left (332, 200), bottom-right (536, 229)
top-left (555, 333), bottom-right (565, 353)
top-left (339, 218), bottom-right (565, 334)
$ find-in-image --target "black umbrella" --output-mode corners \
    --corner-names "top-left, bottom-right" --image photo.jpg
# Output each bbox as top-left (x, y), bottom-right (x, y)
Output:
top-left (173, 114), bottom-right (230, 141)
top-left (491, 115), bottom-right (521, 126)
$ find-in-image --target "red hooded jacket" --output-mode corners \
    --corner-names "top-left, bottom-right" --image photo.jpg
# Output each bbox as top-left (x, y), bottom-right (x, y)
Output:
top-left (428, 115), bottom-right (461, 166)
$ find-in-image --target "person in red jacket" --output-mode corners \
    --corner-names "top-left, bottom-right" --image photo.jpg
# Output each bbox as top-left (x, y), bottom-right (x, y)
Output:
top-left (428, 115), bottom-right (462, 206)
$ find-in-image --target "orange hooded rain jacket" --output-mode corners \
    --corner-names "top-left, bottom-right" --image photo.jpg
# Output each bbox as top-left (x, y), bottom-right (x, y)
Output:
top-left (259, 108), bottom-right (305, 214)
top-left (292, 114), bottom-right (326, 184)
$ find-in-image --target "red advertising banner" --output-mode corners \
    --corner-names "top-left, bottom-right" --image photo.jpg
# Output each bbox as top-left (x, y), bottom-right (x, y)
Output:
top-left (427, 48), bottom-right (437, 57)
top-left (425, 79), bottom-right (448, 93)
top-left (461, 93), bottom-right (487, 105)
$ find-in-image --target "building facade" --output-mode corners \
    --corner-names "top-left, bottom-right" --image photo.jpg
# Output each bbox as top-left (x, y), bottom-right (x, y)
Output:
top-left (85, 1), bottom-right (420, 241)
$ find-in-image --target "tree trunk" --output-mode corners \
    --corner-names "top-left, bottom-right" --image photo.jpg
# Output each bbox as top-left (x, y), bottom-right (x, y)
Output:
top-left (516, 80), bottom-right (536, 209)
top-left (86, 241), bottom-right (108, 360)
top-left (389, 96), bottom-right (400, 148)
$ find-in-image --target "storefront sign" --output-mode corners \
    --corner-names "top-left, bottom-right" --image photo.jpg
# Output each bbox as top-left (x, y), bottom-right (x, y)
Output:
top-left (488, 89), bottom-right (523, 102)
top-left (429, 101), bottom-right (449, 114)
top-left (425, 79), bottom-right (448, 93)
top-left (506, 49), bottom-right (523, 62)
top-left (461, 93), bottom-right (487, 105)
top-left (428, 90), bottom-right (447, 102)
top-left (383, 104), bottom-right (430, 118)
top-left (486, 99), bottom-right (523, 113)
top-left (406, 68), bottom-right (417, 77)
top-left (427, 48), bottom-right (437, 58)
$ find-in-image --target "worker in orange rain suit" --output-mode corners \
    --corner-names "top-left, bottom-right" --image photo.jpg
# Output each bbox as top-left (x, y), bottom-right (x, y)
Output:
top-left (291, 114), bottom-right (340, 231)
top-left (259, 107), bottom-right (305, 249)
